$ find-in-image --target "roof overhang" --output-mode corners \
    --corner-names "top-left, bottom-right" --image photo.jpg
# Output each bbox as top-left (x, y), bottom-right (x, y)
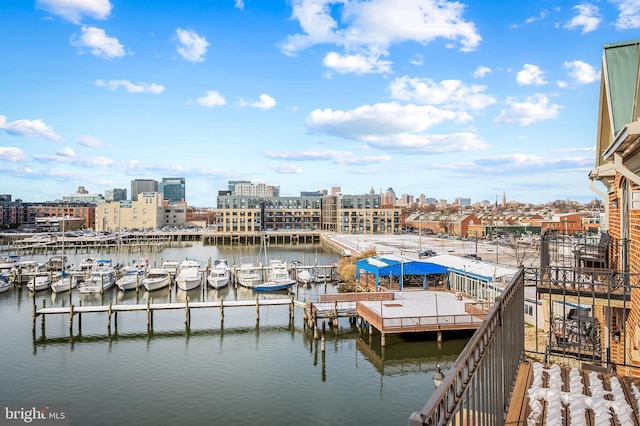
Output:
top-left (603, 120), bottom-right (640, 161)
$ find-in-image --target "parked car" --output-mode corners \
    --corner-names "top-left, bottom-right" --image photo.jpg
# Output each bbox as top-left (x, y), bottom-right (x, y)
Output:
top-left (419, 249), bottom-right (437, 257)
top-left (463, 253), bottom-right (482, 261)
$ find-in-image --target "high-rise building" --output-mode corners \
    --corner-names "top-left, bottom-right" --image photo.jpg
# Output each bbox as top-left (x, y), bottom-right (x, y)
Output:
top-left (131, 179), bottom-right (158, 201)
top-left (160, 177), bottom-right (186, 203)
top-left (105, 188), bottom-right (127, 202)
top-left (228, 180), bottom-right (251, 195)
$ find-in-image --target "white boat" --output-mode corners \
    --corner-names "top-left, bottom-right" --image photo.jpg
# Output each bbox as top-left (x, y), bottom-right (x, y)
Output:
top-left (79, 259), bottom-right (116, 294)
top-left (27, 274), bottom-right (53, 292)
top-left (207, 259), bottom-right (230, 289)
top-left (0, 255), bottom-right (20, 271)
top-left (162, 259), bottom-right (179, 276)
top-left (235, 263), bottom-right (262, 288)
top-left (116, 267), bottom-right (145, 291)
top-left (254, 260), bottom-right (295, 291)
top-left (297, 269), bottom-right (316, 285)
top-left (142, 268), bottom-right (172, 292)
top-left (50, 273), bottom-right (77, 293)
top-left (10, 260), bottom-right (41, 284)
top-left (175, 259), bottom-right (203, 291)
top-left (70, 257), bottom-right (98, 282)
top-left (0, 276), bottom-right (11, 293)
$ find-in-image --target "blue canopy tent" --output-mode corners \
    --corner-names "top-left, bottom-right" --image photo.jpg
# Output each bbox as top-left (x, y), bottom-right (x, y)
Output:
top-left (355, 256), bottom-right (448, 291)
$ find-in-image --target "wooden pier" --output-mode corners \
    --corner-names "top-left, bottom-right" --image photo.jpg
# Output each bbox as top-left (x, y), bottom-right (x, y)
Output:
top-left (303, 291), bottom-right (488, 346)
top-left (32, 296), bottom-right (305, 337)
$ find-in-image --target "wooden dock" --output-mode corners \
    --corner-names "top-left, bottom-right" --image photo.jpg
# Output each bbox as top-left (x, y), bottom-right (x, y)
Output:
top-left (32, 297), bottom-right (305, 336)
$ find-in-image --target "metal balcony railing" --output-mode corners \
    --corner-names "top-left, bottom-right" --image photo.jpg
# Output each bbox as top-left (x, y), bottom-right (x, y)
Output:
top-left (408, 268), bottom-right (525, 426)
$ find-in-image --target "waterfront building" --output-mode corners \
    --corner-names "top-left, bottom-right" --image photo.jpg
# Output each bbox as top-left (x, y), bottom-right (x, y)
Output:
top-left (96, 192), bottom-right (164, 231)
top-left (0, 196), bottom-right (25, 227)
top-left (405, 212), bottom-right (478, 236)
top-left (588, 38), bottom-right (640, 377)
top-left (34, 216), bottom-right (84, 232)
top-left (25, 202), bottom-right (96, 229)
top-left (215, 195), bottom-right (321, 232)
top-left (131, 179), bottom-right (158, 201)
top-left (321, 193), bottom-right (401, 234)
top-left (164, 201), bottom-right (187, 227)
top-left (160, 177), bottom-right (185, 203)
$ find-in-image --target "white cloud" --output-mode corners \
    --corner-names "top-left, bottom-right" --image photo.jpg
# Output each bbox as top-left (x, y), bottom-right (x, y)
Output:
top-left (563, 60), bottom-right (599, 84)
top-left (196, 91), bottom-right (227, 107)
top-left (409, 54), bottom-right (423, 66)
top-left (280, 0), bottom-right (481, 74)
top-left (74, 156), bottom-right (115, 167)
top-left (473, 66), bottom-right (491, 79)
top-left (0, 147), bottom-right (27, 163)
top-left (516, 64), bottom-right (547, 86)
top-left (71, 26), bottom-right (125, 60)
top-left (272, 164), bottom-right (303, 174)
top-left (36, 0), bottom-right (112, 24)
top-left (388, 76), bottom-right (496, 110)
top-left (494, 94), bottom-right (562, 126)
top-left (305, 102), bottom-right (486, 154)
top-left (250, 94), bottom-right (276, 110)
top-left (613, 0), bottom-right (640, 29)
top-left (78, 135), bottom-right (103, 147)
top-left (0, 115), bottom-right (61, 141)
top-left (323, 51), bottom-right (392, 74)
top-left (234, 0), bottom-right (244, 10)
top-left (176, 28), bottom-right (210, 62)
top-left (363, 132), bottom-right (489, 154)
top-left (265, 148), bottom-right (391, 165)
top-left (96, 79), bottom-right (164, 94)
top-left (564, 4), bottom-right (601, 33)
top-left (56, 147), bottom-right (76, 157)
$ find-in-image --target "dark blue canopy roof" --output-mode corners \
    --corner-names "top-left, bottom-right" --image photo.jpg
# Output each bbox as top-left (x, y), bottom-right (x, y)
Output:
top-left (356, 256), bottom-right (447, 277)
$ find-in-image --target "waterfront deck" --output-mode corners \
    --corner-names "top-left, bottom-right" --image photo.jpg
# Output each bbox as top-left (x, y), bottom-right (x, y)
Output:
top-left (300, 291), bottom-right (488, 346)
top-left (505, 360), bottom-right (640, 425)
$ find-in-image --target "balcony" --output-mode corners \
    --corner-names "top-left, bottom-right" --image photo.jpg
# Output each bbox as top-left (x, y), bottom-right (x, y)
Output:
top-left (409, 231), bottom-right (640, 425)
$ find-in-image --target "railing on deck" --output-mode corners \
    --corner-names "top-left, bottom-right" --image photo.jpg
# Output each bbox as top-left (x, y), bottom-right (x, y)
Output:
top-left (409, 267), bottom-right (525, 426)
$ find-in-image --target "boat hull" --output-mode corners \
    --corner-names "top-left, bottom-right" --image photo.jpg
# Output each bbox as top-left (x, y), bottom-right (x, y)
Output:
top-left (51, 276), bottom-right (77, 293)
top-left (207, 274), bottom-right (229, 289)
top-left (175, 277), bottom-right (201, 291)
top-left (253, 279), bottom-right (295, 291)
top-left (143, 276), bottom-right (171, 292)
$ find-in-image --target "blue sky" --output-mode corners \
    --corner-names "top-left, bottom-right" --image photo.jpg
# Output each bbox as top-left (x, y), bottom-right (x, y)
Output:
top-left (1, 0), bottom-right (639, 206)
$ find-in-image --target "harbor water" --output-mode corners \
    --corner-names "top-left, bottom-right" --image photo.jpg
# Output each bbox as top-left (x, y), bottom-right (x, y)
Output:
top-left (0, 243), bottom-right (469, 425)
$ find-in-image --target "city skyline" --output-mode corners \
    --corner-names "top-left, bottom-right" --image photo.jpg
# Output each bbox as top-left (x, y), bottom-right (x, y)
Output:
top-left (2, 1), bottom-right (638, 205)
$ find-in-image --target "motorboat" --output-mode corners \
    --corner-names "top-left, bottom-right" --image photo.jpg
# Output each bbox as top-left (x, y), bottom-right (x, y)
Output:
top-left (116, 267), bottom-right (145, 291)
top-left (142, 268), bottom-right (172, 292)
top-left (297, 268), bottom-right (316, 286)
top-left (254, 260), bottom-right (295, 291)
top-left (50, 272), bottom-right (77, 293)
top-left (235, 263), bottom-right (262, 288)
top-left (207, 259), bottom-right (230, 289)
top-left (175, 259), bottom-right (203, 291)
top-left (0, 255), bottom-right (20, 272)
top-left (162, 260), bottom-right (179, 276)
top-left (43, 255), bottom-right (67, 272)
top-left (27, 273), bottom-right (54, 292)
top-left (79, 259), bottom-right (116, 294)
top-left (70, 257), bottom-right (98, 282)
top-left (0, 276), bottom-right (11, 293)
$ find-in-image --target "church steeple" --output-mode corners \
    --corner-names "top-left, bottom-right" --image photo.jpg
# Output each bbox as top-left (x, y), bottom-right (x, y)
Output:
top-left (502, 190), bottom-right (506, 207)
